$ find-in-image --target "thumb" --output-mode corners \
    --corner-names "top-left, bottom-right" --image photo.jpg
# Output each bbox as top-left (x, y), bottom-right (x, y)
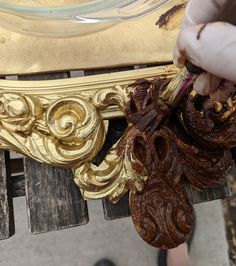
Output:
top-left (194, 73), bottom-right (236, 102)
top-left (182, 0), bottom-right (227, 28)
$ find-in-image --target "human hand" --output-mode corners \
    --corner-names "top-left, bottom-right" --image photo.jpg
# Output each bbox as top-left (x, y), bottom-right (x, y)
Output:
top-left (174, 0), bottom-right (236, 102)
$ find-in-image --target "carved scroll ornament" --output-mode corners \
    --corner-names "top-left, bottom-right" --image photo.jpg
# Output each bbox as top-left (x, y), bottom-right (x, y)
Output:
top-left (0, 93), bottom-right (105, 166)
top-left (0, 65), bottom-right (235, 249)
top-left (127, 81), bottom-right (234, 248)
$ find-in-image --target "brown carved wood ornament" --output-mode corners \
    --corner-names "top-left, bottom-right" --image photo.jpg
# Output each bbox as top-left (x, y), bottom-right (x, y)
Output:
top-left (122, 79), bottom-right (236, 249)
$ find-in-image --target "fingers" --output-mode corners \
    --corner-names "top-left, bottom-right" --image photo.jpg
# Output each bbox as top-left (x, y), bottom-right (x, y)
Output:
top-left (173, 0), bottom-right (227, 66)
top-left (173, 46), bottom-right (185, 67)
top-left (194, 73), bottom-right (236, 102)
top-left (176, 22), bottom-right (236, 83)
top-left (194, 72), bottom-right (222, 95)
top-left (182, 0), bottom-right (227, 29)
top-left (173, 0), bottom-right (235, 102)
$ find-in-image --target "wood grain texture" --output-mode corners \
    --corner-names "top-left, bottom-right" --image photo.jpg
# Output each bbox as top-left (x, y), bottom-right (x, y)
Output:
top-left (9, 174), bottom-right (230, 203)
top-left (19, 72), bottom-right (89, 234)
top-left (19, 72), bottom-right (88, 233)
top-left (24, 158), bottom-right (89, 234)
top-left (0, 151), bottom-right (15, 239)
top-left (19, 72), bottom-right (88, 234)
top-left (184, 182), bottom-right (230, 204)
top-left (223, 164), bottom-right (236, 264)
top-left (103, 194), bottom-right (130, 220)
top-left (12, 175), bottom-right (25, 198)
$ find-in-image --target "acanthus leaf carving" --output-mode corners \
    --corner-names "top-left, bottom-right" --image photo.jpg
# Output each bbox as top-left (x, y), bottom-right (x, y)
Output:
top-left (124, 79), bottom-right (235, 249)
top-left (75, 126), bottom-right (148, 203)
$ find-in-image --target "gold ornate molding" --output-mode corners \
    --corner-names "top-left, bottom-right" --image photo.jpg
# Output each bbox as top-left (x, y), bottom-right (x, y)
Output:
top-left (0, 65), bottom-right (177, 199)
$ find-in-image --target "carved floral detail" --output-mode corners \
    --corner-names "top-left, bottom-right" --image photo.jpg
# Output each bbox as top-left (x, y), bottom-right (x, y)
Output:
top-left (0, 93), bottom-right (42, 132)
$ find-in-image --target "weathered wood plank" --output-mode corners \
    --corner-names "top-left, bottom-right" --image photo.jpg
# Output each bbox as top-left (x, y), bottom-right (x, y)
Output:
top-left (9, 171), bottom-right (230, 220)
top-left (24, 159), bottom-right (89, 234)
top-left (19, 72), bottom-right (89, 233)
top-left (12, 175), bottom-right (25, 198)
top-left (10, 176), bottom-right (230, 204)
top-left (0, 151), bottom-right (15, 239)
top-left (184, 182), bottom-right (230, 204)
top-left (19, 72), bottom-right (70, 80)
top-left (103, 194), bottom-right (130, 220)
top-left (223, 165), bottom-right (236, 264)
top-left (101, 182), bottom-right (230, 220)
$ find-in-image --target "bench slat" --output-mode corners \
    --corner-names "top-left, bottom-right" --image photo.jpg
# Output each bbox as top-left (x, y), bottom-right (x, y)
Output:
top-left (102, 182), bottom-right (230, 220)
top-left (0, 151), bottom-right (15, 239)
top-left (24, 159), bottom-right (89, 234)
top-left (103, 194), bottom-right (130, 221)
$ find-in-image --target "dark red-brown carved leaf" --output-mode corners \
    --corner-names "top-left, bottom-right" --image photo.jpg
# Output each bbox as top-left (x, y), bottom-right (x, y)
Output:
top-left (151, 126), bottom-right (232, 191)
top-left (130, 127), bottom-right (194, 249)
top-left (177, 140), bottom-right (232, 190)
top-left (126, 79), bottom-right (171, 136)
top-left (130, 125), bottom-right (232, 249)
top-left (124, 79), bottom-right (234, 250)
top-left (181, 94), bottom-right (236, 150)
top-left (130, 170), bottom-right (195, 249)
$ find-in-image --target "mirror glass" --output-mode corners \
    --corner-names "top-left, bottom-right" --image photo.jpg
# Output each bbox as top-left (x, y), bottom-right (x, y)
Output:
top-left (0, 0), bottom-right (171, 36)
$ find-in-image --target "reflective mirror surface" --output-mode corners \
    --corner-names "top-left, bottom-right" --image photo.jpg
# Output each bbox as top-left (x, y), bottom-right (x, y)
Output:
top-left (0, 0), bottom-right (171, 36)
